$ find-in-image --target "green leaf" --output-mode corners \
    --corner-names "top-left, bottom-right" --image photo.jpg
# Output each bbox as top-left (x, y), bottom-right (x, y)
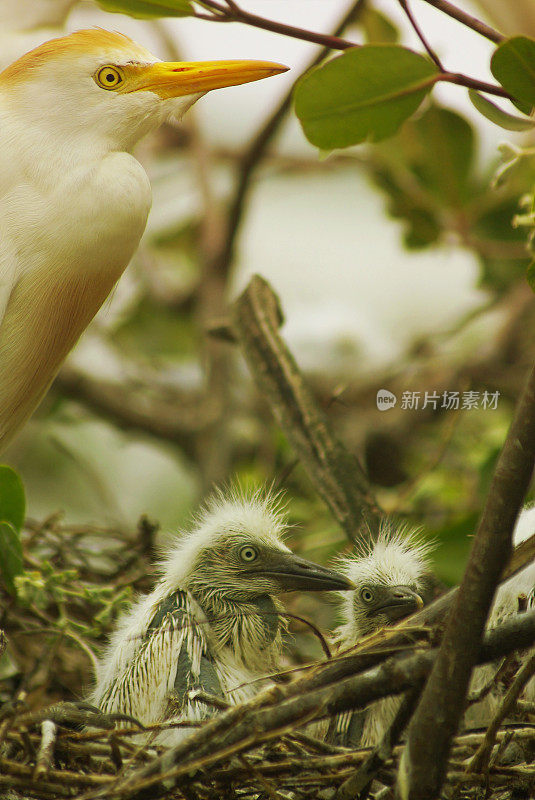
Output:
top-left (360, 8), bottom-right (399, 44)
top-left (469, 89), bottom-right (535, 130)
top-left (294, 45), bottom-right (438, 150)
top-left (371, 164), bottom-right (441, 248)
top-left (96, 0), bottom-right (192, 18)
top-left (0, 521), bottom-right (23, 596)
top-left (491, 36), bottom-right (535, 111)
top-left (0, 465), bottom-right (25, 532)
top-left (408, 106), bottom-right (474, 206)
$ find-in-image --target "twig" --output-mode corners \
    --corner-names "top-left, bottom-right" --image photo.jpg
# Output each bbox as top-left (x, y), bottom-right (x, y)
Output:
top-left (55, 364), bottom-right (213, 459)
top-left (281, 611), bottom-right (333, 659)
top-left (468, 652), bottom-right (535, 774)
top-left (418, 0), bottom-right (504, 43)
top-left (397, 0), bottom-right (444, 70)
top-left (399, 362), bottom-right (535, 800)
top-left (80, 610), bottom-right (535, 799)
top-left (194, 0), bottom-right (509, 100)
top-left (466, 654), bottom-right (519, 707)
top-left (231, 275), bottom-right (381, 543)
top-left (33, 720), bottom-right (57, 779)
top-left (193, 0), bottom-right (360, 51)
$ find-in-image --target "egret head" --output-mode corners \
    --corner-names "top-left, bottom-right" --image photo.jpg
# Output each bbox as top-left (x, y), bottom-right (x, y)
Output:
top-left (336, 521), bottom-right (433, 641)
top-left (159, 488), bottom-right (353, 603)
top-left (0, 28), bottom-right (288, 151)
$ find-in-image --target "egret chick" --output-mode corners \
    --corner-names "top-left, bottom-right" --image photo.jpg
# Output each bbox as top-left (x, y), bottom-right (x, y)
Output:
top-left (91, 489), bottom-right (352, 743)
top-left (466, 505), bottom-right (535, 728)
top-left (334, 522), bottom-right (432, 747)
top-left (0, 29), bottom-right (287, 452)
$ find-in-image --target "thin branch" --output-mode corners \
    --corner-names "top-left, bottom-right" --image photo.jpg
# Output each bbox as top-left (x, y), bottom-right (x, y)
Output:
top-left (418, 0), bottom-right (504, 43)
top-left (193, 0), bottom-right (360, 51)
top-left (398, 362), bottom-right (535, 800)
top-left (194, 0), bottom-right (510, 102)
top-left (55, 364), bottom-right (215, 459)
top-left (439, 71), bottom-right (509, 97)
top-left (397, 0), bottom-right (444, 70)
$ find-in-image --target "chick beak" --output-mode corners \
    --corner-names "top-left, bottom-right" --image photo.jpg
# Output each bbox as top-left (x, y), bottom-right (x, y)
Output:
top-left (244, 550), bottom-right (355, 592)
top-left (379, 586), bottom-right (424, 624)
top-left (131, 59), bottom-right (289, 99)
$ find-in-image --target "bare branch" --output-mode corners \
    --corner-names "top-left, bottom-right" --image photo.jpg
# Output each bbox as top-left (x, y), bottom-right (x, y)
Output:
top-left (398, 362), bottom-right (535, 800)
top-left (231, 275), bottom-right (380, 542)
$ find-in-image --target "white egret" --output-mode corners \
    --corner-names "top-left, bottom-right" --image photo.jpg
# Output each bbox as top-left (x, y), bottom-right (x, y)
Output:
top-left (0, 28), bottom-right (287, 452)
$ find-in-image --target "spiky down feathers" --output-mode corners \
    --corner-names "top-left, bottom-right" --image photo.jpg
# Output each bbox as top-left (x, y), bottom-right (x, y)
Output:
top-left (332, 521), bottom-right (432, 748)
top-left (336, 520), bottom-right (433, 643)
top-left (91, 489), bottom-right (290, 742)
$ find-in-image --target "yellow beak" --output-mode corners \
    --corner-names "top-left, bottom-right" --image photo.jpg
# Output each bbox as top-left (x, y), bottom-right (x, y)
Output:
top-left (128, 60), bottom-right (289, 99)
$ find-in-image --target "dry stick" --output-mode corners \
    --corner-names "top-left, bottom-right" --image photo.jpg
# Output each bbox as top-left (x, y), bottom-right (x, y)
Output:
top-left (80, 611), bottom-right (535, 800)
top-left (231, 275), bottom-right (381, 543)
top-left (397, 362), bottom-right (535, 800)
top-left (33, 720), bottom-right (57, 779)
top-left (468, 652), bottom-right (535, 774)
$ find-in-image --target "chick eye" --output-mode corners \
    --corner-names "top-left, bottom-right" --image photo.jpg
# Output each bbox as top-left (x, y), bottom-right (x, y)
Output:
top-left (94, 65), bottom-right (124, 90)
top-left (239, 545), bottom-right (258, 563)
top-left (360, 587), bottom-right (374, 603)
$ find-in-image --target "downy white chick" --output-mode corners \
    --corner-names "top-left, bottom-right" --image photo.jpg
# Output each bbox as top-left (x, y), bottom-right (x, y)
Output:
top-left (91, 489), bottom-right (353, 744)
top-left (334, 522), bottom-right (432, 747)
top-left (466, 505), bottom-right (535, 729)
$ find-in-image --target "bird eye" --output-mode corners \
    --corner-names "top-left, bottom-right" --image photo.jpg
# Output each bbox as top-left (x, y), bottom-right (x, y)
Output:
top-left (239, 545), bottom-right (258, 563)
top-left (360, 587), bottom-right (374, 603)
top-left (94, 65), bottom-right (124, 91)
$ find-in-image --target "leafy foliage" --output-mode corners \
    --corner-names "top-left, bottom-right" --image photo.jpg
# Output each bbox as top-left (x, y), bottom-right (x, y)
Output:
top-left (294, 46), bottom-right (438, 150)
top-left (0, 465), bottom-right (25, 531)
top-left (359, 7), bottom-right (400, 44)
top-left (468, 90), bottom-right (534, 132)
top-left (491, 36), bottom-right (535, 111)
top-left (0, 522), bottom-right (22, 597)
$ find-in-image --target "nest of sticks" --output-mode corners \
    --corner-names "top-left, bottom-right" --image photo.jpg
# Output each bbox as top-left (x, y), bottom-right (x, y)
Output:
top-left (1, 622), bottom-right (535, 800)
top-left (0, 655), bottom-right (534, 800)
top-left (1, 516), bottom-right (535, 800)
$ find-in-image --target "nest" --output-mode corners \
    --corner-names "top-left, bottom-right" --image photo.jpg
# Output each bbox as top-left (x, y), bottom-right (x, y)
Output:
top-left (1, 517), bottom-right (534, 800)
top-left (0, 681), bottom-right (534, 800)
